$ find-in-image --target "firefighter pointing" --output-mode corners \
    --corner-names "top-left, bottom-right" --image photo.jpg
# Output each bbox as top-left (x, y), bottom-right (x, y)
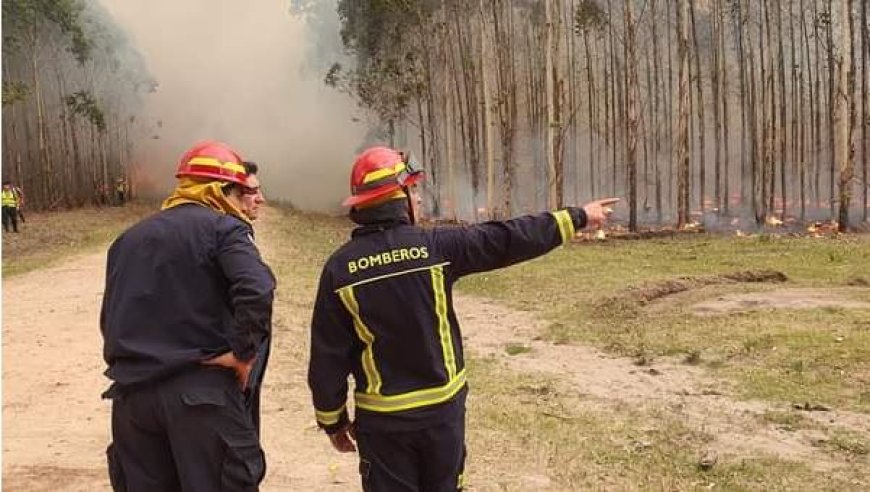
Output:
top-left (308, 145), bottom-right (618, 491)
top-left (100, 141), bottom-right (275, 491)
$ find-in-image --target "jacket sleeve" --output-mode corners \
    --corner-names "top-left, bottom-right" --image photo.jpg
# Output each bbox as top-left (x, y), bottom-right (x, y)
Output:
top-left (433, 207), bottom-right (587, 278)
top-left (308, 265), bottom-right (354, 434)
top-left (100, 238), bottom-right (120, 364)
top-left (216, 220), bottom-right (276, 361)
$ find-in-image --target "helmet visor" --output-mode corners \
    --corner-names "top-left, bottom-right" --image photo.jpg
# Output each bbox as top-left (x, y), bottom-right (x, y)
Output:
top-left (397, 151), bottom-right (424, 186)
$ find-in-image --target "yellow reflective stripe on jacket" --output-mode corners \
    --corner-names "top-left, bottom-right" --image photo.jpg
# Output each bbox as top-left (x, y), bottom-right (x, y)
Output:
top-left (315, 405), bottom-right (346, 426)
top-left (1, 190), bottom-right (16, 207)
top-left (355, 369), bottom-right (467, 413)
top-left (551, 209), bottom-right (575, 245)
top-left (337, 286), bottom-right (382, 394)
top-left (431, 265), bottom-right (456, 379)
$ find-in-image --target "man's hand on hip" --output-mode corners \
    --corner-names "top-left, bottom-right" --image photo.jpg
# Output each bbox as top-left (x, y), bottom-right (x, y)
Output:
top-left (202, 351), bottom-right (255, 389)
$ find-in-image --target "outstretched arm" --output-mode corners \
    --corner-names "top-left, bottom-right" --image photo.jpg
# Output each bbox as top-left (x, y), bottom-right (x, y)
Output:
top-left (434, 198), bottom-right (620, 278)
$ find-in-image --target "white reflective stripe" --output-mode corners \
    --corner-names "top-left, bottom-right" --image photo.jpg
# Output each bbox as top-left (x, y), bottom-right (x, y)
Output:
top-left (335, 262), bottom-right (452, 292)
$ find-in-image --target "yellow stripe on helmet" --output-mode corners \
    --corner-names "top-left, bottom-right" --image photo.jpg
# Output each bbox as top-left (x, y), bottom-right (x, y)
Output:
top-left (362, 161), bottom-right (406, 184)
top-left (187, 156), bottom-right (246, 175)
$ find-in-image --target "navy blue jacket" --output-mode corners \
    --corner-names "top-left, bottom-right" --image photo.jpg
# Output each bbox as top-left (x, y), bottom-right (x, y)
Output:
top-left (101, 204), bottom-right (275, 391)
top-left (308, 207), bottom-right (586, 433)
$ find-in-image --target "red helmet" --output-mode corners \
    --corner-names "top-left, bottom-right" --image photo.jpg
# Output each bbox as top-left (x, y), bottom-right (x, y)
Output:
top-left (176, 141), bottom-right (247, 186)
top-left (343, 146), bottom-right (424, 207)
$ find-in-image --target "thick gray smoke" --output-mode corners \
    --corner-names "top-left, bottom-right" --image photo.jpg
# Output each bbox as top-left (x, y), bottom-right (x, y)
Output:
top-left (99, 0), bottom-right (367, 212)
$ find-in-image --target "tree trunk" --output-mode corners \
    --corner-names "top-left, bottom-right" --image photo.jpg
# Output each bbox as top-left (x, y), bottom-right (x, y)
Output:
top-left (813, 0), bottom-right (823, 204)
top-left (735, 0), bottom-right (749, 211)
top-left (689, 0), bottom-right (706, 216)
top-left (676, 0), bottom-right (691, 228)
top-left (719, 0), bottom-right (731, 216)
top-left (711, 0), bottom-right (722, 214)
top-left (651, 0), bottom-right (663, 221)
top-left (624, 0), bottom-right (639, 231)
top-left (776, 0), bottom-right (787, 219)
top-left (800, 0), bottom-right (810, 220)
top-left (444, 13), bottom-right (457, 221)
top-left (584, 30), bottom-right (597, 199)
top-left (478, 0), bottom-right (495, 218)
top-left (746, 0), bottom-right (761, 222)
top-left (545, 0), bottom-right (557, 209)
top-left (836, 0), bottom-right (854, 231)
top-left (862, 0), bottom-right (869, 221)
top-left (826, 0), bottom-right (836, 217)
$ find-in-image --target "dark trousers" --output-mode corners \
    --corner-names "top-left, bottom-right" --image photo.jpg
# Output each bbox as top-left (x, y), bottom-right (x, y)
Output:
top-left (106, 367), bottom-right (265, 492)
top-left (2, 206), bottom-right (18, 232)
top-left (356, 417), bottom-right (466, 492)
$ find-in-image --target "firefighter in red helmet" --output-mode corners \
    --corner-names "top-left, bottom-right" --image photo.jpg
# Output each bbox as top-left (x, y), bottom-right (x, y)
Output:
top-left (101, 141), bottom-right (275, 491)
top-left (308, 145), bottom-right (618, 491)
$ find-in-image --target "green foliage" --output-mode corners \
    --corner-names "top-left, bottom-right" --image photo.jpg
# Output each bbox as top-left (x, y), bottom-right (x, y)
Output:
top-left (2, 0), bottom-right (91, 63)
top-left (332, 0), bottom-right (437, 123)
top-left (64, 90), bottom-right (105, 131)
top-left (2, 80), bottom-right (30, 106)
top-left (574, 0), bottom-right (607, 34)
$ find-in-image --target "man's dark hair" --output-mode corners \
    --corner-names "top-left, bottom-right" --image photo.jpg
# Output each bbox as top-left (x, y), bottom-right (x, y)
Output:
top-left (222, 161), bottom-right (258, 195)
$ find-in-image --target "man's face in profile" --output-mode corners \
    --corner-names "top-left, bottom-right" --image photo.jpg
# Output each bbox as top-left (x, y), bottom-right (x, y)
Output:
top-left (241, 174), bottom-right (265, 220)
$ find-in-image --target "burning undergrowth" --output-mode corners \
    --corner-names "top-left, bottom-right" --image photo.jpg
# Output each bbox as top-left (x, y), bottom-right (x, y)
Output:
top-left (573, 217), bottom-right (859, 242)
top-left (594, 269), bottom-right (789, 319)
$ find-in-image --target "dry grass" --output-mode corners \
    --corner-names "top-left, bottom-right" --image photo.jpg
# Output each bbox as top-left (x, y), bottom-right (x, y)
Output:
top-left (1, 201), bottom-right (157, 277)
top-left (458, 234), bottom-right (870, 413)
top-left (10, 206), bottom-right (868, 489)
top-left (466, 357), bottom-right (865, 491)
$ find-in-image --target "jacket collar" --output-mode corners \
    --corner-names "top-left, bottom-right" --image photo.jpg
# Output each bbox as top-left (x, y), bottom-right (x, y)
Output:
top-left (349, 200), bottom-right (411, 237)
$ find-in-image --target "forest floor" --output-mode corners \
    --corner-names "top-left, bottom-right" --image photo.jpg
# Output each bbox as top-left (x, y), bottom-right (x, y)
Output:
top-left (2, 204), bottom-right (869, 491)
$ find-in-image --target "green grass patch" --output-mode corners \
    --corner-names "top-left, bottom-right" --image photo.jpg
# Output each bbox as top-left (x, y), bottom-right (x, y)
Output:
top-left (456, 234), bottom-right (870, 412)
top-left (1, 202), bottom-right (156, 277)
top-left (504, 343), bottom-right (533, 356)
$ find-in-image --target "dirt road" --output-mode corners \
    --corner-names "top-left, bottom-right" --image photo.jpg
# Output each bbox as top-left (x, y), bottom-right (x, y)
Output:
top-left (1, 211), bottom-right (359, 491)
top-left (3, 208), bottom-right (868, 490)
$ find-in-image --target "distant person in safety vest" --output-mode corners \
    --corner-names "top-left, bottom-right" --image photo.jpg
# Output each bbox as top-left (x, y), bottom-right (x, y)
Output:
top-left (100, 141), bottom-right (276, 492)
top-left (115, 177), bottom-right (128, 206)
top-left (2, 181), bottom-right (20, 233)
top-left (307, 145), bottom-right (619, 491)
top-left (13, 184), bottom-right (25, 223)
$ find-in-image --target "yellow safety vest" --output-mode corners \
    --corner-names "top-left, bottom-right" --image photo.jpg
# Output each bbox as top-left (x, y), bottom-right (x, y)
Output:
top-left (1, 190), bottom-right (17, 207)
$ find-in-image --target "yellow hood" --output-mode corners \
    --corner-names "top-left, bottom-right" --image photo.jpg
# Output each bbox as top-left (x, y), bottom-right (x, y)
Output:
top-left (161, 177), bottom-right (251, 226)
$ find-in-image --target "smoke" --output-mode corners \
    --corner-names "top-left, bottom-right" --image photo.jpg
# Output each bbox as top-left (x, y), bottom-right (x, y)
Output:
top-left (98, 0), bottom-right (367, 213)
